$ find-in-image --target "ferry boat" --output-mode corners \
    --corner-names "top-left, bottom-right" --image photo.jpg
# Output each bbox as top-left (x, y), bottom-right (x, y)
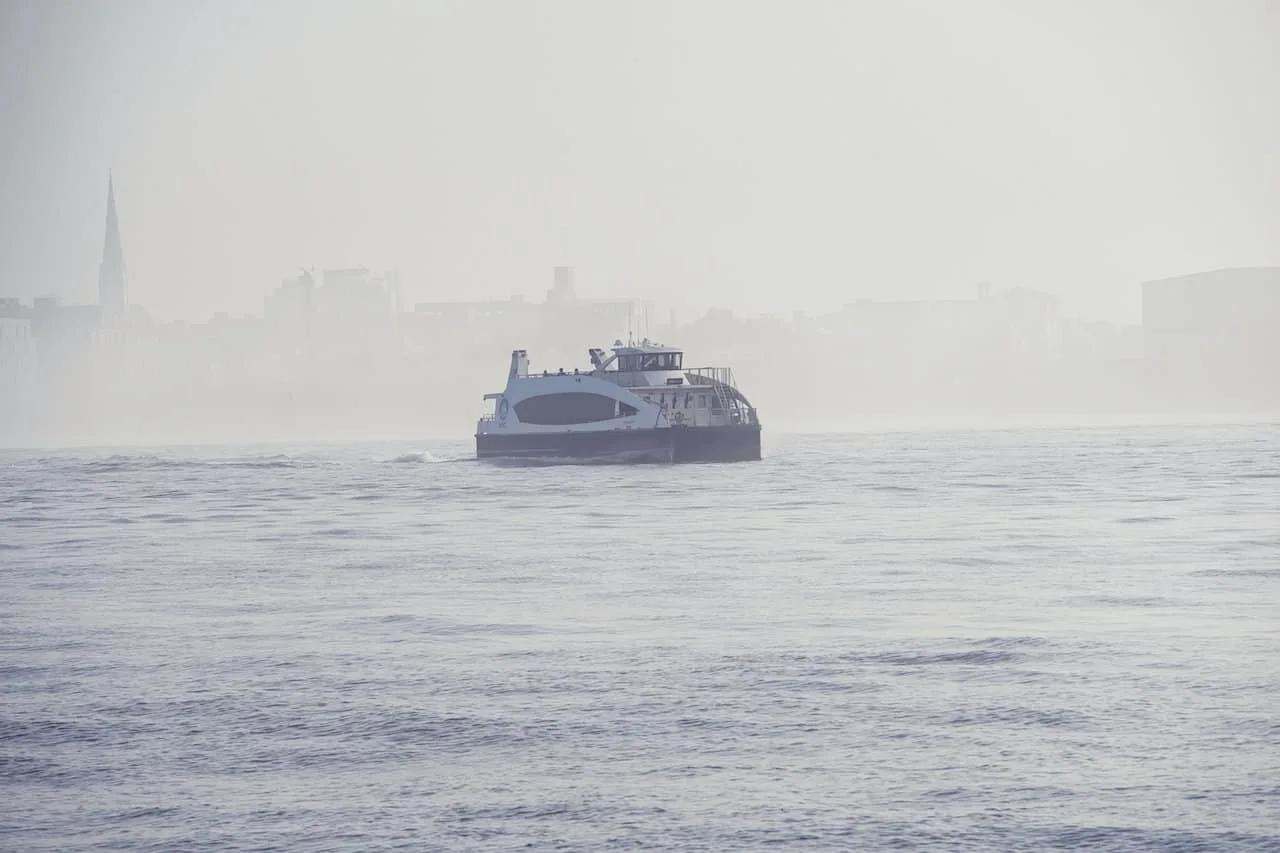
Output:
top-left (475, 340), bottom-right (762, 463)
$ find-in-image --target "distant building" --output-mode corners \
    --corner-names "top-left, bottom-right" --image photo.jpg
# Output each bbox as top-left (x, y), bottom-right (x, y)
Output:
top-left (547, 266), bottom-right (577, 304)
top-left (0, 299), bottom-right (35, 376)
top-left (831, 286), bottom-right (1062, 362)
top-left (98, 173), bottom-right (129, 330)
top-left (537, 266), bottom-right (640, 342)
top-left (413, 267), bottom-right (642, 347)
top-left (264, 269), bottom-right (317, 351)
top-left (413, 294), bottom-right (535, 321)
top-left (1143, 268), bottom-right (1280, 394)
top-left (316, 268), bottom-right (398, 342)
top-left (316, 268), bottom-right (396, 320)
top-left (27, 297), bottom-right (101, 380)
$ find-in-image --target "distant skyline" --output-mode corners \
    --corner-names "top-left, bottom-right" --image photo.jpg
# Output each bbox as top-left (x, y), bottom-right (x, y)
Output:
top-left (2, 0), bottom-right (1277, 324)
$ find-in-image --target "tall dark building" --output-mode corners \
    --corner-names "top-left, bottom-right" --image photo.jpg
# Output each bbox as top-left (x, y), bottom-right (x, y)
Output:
top-left (98, 173), bottom-right (129, 329)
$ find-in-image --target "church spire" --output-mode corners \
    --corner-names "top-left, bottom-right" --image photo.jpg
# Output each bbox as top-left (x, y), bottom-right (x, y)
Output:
top-left (99, 171), bottom-right (129, 328)
top-left (103, 171), bottom-right (123, 266)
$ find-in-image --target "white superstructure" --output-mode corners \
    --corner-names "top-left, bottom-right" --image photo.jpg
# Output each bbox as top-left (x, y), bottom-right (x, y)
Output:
top-left (474, 340), bottom-right (761, 463)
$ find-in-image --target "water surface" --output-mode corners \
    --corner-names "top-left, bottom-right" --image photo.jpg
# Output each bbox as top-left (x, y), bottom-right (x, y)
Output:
top-left (2, 425), bottom-right (1278, 851)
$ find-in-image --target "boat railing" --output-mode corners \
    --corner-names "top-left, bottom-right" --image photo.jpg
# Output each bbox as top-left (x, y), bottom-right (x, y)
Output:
top-left (685, 366), bottom-right (736, 389)
top-left (522, 368), bottom-right (589, 379)
top-left (684, 367), bottom-right (762, 427)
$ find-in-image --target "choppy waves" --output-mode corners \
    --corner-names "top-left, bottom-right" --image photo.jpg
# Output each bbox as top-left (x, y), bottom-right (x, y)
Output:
top-left (1, 425), bottom-right (1278, 851)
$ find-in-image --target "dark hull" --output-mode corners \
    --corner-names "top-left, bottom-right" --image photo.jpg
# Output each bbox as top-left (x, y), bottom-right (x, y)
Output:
top-left (475, 424), bottom-right (761, 464)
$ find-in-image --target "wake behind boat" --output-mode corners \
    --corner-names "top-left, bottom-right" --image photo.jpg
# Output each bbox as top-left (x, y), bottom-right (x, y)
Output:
top-left (475, 340), bottom-right (762, 463)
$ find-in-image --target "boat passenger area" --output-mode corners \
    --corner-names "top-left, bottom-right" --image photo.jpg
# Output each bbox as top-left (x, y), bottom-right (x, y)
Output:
top-left (480, 340), bottom-right (759, 429)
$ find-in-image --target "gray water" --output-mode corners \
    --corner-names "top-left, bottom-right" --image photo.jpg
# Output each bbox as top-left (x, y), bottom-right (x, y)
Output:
top-left (2, 425), bottom-right (1278, 852)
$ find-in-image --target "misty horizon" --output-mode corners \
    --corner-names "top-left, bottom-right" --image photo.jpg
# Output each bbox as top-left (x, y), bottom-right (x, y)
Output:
top-left (3, 0), bottom-right (1279, 326)
top-left (3, 5), bottom-right (1278, 850)
top-left (2, 1), bottom-right (1278, 450)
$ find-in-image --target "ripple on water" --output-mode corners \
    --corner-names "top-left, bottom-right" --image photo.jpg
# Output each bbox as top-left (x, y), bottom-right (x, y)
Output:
top-left (0, 426), bottom-right (1277, 851)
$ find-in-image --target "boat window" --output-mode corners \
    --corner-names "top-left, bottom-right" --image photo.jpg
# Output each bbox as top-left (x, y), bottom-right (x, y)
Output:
top-left (619, 402), bottom-right (638, 417)
top-left (635, 352), bottom-right (683, 371)
top-left (684, 393), bottom-right (693, 408)
top-left (618, 354), bottom-right (642, 371)
top-left (513, 393), bottom-right (620, 425)
top-left (698, 395), bottom-right (707, 408)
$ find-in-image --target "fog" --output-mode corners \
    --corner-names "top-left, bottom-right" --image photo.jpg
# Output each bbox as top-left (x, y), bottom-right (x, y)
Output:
top-left (1, 0), bottom-right (1278, 447)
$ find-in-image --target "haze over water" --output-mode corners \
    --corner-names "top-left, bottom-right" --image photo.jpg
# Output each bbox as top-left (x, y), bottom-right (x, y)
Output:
top-left (3, 424), bottom-right (1278, 851)
top-left (3, 2), bottom-right (1278, 445)
top-left (2, 0), bottom-right (1279, 848)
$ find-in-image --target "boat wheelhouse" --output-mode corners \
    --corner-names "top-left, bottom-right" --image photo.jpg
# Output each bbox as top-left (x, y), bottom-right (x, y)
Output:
top-left (475, 340), bottom-right (761, 463)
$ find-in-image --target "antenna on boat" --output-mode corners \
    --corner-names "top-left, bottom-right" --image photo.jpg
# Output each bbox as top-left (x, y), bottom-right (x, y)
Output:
top-left (627, 304), bottom-right (634, 346)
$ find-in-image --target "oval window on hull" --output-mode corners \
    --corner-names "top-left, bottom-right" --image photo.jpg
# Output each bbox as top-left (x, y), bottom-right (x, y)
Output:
top-left (514, 393), bottom-right (632, 425)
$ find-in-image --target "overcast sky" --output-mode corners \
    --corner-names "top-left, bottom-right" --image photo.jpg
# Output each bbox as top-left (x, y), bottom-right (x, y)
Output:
top-left (1, 0), bottom-right (1277, 323)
